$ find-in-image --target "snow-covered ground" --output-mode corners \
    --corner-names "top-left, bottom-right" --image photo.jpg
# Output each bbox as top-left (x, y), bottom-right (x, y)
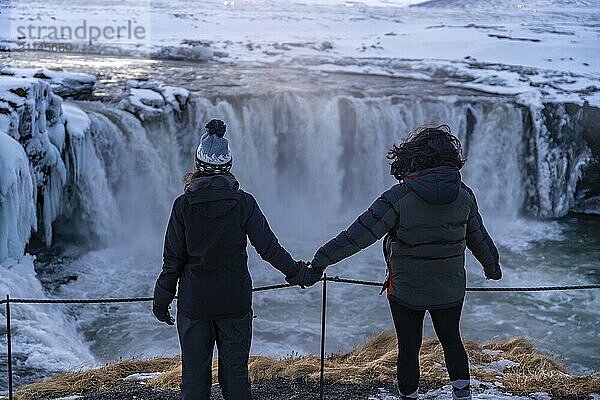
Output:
top-left (369, 382), bottom-right (551, 400)
top-left (1, 0), bottom-right (599, 106)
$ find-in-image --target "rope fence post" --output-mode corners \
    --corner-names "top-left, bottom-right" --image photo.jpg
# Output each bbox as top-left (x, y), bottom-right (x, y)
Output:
top-left (319, 273), bottom-right (327, 400)
top-left (6, 295), bottom-right (13, 400)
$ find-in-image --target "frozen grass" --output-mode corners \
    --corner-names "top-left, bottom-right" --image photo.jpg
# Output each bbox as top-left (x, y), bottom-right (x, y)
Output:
top-left (12, 357), bottom-right (180, 400)
top-left (13, 333), bottom-right (599, 399)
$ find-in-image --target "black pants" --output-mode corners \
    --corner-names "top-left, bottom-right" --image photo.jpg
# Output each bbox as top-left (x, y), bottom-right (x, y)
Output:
top-left (177, 311), bottom-right (253, 400)
top-left (389, 300), bottom-right (470, 397)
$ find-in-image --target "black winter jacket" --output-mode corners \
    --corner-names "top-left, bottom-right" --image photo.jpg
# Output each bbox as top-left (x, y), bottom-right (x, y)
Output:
top-left (155, 175), bottom-right (299, 319)
top-left (311, 167), bottom-right (500, 310)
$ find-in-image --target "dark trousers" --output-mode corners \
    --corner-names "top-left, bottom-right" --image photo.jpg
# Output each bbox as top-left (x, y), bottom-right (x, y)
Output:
top-left (177, 311), bottom-right (253, 400)
top-left (389, 300), bottom-right (470, 397)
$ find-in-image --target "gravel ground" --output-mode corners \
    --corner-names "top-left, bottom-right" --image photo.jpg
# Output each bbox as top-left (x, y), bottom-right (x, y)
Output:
top-left (79, 379), bottom-right (443, 400)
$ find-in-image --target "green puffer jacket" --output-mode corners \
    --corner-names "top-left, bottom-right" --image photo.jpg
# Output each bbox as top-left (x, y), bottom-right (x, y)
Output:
top-left (311, 166), bottom-right (500, 310)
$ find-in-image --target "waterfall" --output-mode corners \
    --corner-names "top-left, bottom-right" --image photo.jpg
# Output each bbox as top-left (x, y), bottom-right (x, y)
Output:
top-left (184, 93), bottom-right (576, 220)
top-left (460, 103), bottom-right (527, 218)
top-left (73, 102), bottom-right (182, 245)
top-left (3, 81), bottom-right (593, 257)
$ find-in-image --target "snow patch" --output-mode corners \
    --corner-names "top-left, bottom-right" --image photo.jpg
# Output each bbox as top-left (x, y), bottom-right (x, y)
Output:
top-left (486, 359), bottom-right (521, 373)
top-left (482, 349), bottom-right (503, 356)
top-left (51, 396), bottom-right (83, 400)
top-left (123, 372), bottom-right (164, 381)
top-left (368, 381), bottom-right (546, 399)
top-left (162, 86), bottom-right (190, 112)
top-left (119, 80), bottom-right (189, 119)
top-left (0, 67), bottom-right (96, 96)
top-left (420, 383), bottom-right (529, 399)
top-left (530, 393), bottom-right (551, 400)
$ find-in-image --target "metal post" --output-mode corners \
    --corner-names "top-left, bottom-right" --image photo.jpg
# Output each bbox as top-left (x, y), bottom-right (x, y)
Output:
top-left (319, 274), bottom-right (327, 400)
top-left (6, 295), bottom-right (13, 400)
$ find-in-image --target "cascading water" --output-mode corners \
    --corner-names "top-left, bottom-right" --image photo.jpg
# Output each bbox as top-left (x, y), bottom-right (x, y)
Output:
top-left (78, 102), bottom-right (182, 244)
top-left (1, 73), bottom-right (598, 389)
top-left (186, 94), bottom-right (572, 220)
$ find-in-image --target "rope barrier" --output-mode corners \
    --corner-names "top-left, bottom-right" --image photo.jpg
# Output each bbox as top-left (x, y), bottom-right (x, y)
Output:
top-left (467, 285), bottom-right (600, 291)
top-left (5, 297), bottom-right (154, 304)
top-left (325, 276), bottom-right (600, 292)
top-left (252, 282), bottom-right (294, 292)
top-left (1, 278), bottom-right (598, 305)
top-left (2, 283), bottom-right (295, 305)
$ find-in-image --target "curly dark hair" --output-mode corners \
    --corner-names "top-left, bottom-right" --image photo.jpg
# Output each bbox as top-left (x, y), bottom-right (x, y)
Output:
top-left (388, 124), bottom-right (465, 181)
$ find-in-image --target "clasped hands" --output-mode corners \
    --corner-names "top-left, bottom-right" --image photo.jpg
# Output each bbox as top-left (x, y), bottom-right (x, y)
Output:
top-left (153, 261), bottom-right (324, 325)
top-left (285, 260), bottom-right (324, 288)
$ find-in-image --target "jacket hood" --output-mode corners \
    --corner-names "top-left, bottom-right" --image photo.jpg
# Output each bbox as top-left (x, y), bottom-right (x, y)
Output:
top-left (403, 166), bottom-right (461, 205)
top-left (184, 175), bottom-right (241, 217)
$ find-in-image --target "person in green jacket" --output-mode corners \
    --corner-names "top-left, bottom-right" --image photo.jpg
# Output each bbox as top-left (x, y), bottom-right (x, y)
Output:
top-left (308, 125), bottom-right (502, 400)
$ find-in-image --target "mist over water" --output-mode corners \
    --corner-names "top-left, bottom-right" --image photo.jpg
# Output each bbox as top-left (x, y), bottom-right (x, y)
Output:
top-left (1, 64), bottom-right (598, 389)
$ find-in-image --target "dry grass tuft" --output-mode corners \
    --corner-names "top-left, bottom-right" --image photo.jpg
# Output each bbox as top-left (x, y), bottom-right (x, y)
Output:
top-left (149, 332), bottom-right (600, 396)
top-left (483, 338), bottom-right (600, 396)
top-left (14, 333), bottom-right (600, 399)
top-left (14, 357), bottom-right (180, 400)
top-left (149, 363), bottom-right (184, 391)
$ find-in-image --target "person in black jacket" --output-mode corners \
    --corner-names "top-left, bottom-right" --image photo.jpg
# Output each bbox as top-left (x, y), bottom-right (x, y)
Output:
top-left (307, 125), bottom-right (502, 400)
top-left (152, 119), bottom-right (318, 400)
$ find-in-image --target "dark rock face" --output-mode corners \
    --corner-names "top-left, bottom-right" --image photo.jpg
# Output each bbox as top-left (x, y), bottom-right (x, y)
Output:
top-left (518, 101), bottom-right (598, 218)
top-left (582, 104), bottom-right (600, 154)
top-left (576, 104), bottom-right (600, 215)
top-left (540, 102), bottom-right (598, 216)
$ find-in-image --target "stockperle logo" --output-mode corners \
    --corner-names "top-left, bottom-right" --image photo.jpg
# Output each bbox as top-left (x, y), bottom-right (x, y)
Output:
top-left (15, 20), bottom-right (147, 45)
top-left (4, 1), bottom-right (151, 53)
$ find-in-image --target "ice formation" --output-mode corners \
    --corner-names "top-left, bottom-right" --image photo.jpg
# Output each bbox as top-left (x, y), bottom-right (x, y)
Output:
top-left (0, 132), bottom-right (35, 260)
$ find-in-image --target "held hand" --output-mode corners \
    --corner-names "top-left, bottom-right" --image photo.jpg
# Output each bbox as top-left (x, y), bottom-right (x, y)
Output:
top-left (304, 261), bottom-right (325, 287)
top-left (286, 261), bottom-right (309, 288)
top-left (304, 267), bottom-right (324, 287)
top-left (286, 261), bottom-right (324, 288)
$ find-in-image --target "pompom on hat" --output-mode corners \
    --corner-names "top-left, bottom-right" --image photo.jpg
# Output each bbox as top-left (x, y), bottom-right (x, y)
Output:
top-left (195, 119), bottom-right (232, 174)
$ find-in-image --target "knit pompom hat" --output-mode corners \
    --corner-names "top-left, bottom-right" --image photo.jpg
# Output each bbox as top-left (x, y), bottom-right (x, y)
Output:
top-left (195, 119), bottom-right (232, 174)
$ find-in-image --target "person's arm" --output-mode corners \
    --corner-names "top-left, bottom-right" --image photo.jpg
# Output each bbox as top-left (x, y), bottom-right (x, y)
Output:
top-left (463, 186), bottom-right (501, 279)
top-left (154, 197), bottom-right (187, 324)
top-left (311, 185), bottom-right (407, 270)
top-left (243, 194), bottom-right (300, 278)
